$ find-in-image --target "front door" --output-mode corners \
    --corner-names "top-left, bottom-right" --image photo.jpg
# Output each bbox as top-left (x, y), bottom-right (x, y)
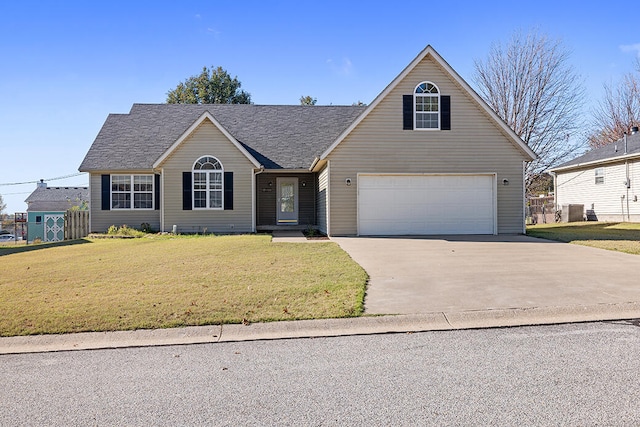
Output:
top-left (276, 177), bottom-right (298, 224)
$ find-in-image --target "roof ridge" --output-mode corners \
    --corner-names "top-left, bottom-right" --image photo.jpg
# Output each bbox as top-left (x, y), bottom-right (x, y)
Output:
top-left (130, 103), bottom-right (363, 108)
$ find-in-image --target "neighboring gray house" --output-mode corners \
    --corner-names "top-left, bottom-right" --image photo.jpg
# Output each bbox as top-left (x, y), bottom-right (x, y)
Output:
top-left (551, 129), bottom-right (640, 222)
top-left (25, 180), bottom-right (89, 242)
top-left (79, 45), bottom-right (536, 236)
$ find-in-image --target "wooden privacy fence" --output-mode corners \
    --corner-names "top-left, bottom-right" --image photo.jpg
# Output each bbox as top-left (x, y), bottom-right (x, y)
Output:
top-left (65, 210), bottom-right (89, 240)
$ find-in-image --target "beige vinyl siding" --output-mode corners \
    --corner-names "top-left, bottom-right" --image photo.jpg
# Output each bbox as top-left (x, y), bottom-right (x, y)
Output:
top-left (160, 120), bottom-right (255, 233)
top-left (316, 164), bottom-right (329, 234)
top-left (88, 172), bottom-right (161, 233)
top-left (325, 55), bottom-right (528, 235)
top-left (556, 159), bottom-right (640, 221)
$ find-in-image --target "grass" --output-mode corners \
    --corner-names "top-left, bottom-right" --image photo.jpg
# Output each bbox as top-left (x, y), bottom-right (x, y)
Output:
top-left (527, 222), bottom-right (640, 255)
top-left (0, 234), bottom-right (368, 337)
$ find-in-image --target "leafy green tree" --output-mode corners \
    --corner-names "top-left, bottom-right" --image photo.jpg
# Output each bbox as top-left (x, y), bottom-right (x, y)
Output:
top-left (166, 66), bottom-right (251, 104)
top-left (300, 95), bottom-right (317, 105)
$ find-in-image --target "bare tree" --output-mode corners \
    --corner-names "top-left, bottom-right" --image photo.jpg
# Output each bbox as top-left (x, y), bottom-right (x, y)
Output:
top-left (0, 193), bottom-right (6, 215)
top-left (589, 61), bottom-right (640, 148)
top-left (473, 30), bottom-right (586, 193)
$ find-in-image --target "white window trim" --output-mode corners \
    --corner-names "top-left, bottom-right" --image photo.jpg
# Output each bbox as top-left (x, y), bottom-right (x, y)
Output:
top-left (595, 167), bottom-right (605, 185)
top-left (111, 174), bottom-right (154, 210)
top-left (414, 81), bottom-right (440, 131)
top-left (192, 156), bottom-right (224, 210)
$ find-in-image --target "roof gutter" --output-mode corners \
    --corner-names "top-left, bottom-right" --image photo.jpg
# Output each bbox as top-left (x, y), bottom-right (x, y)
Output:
top-left (310, 157), bottom-right (319, 171)
top-left (549, 151), bottom-right (640, 173)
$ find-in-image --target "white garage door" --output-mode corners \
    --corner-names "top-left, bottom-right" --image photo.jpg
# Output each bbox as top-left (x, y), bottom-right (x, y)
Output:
top-left (358, 174), bottom-right (496, 235)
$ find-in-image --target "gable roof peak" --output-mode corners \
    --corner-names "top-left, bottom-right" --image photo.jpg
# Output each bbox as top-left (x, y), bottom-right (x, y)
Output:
top-left (319, 44), bottom-right (536, 161)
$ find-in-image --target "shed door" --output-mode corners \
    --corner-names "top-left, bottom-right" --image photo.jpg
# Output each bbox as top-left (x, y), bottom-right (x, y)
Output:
top-left (44, 214), bottom-right (65, 242)
top-left (358, 174), bottom-right (496, 235)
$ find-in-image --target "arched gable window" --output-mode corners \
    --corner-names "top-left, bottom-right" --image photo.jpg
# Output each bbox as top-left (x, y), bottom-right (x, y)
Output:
top-left (193, 156), bottom-right (223, 209)
top-left (414, 81), bottom-right (440, 129)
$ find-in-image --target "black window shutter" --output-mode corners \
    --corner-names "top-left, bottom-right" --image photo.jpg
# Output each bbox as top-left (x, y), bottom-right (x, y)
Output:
top-left (402, 95), bottom-right (413, 130)
top-left (224, 172), bottom-right (233, 210)
top-left (154, 174), bottom-right (161, 210)
top-left (182, 172), bottom-right (192, 210)
top-left (441, 95), bottom-right (451, 130)
top-left (101, 175), bottom-right (110, 210)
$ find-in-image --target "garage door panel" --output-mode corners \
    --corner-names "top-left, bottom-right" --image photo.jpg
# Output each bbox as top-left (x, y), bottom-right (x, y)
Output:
top-left (358, 175), bottom-right (495, 235)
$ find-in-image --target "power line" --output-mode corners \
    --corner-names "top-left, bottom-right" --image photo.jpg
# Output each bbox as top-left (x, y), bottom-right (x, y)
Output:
top-left (0, 172), bottom-right (87, 186)
top-left (2, 191), bottom-right (33, 196)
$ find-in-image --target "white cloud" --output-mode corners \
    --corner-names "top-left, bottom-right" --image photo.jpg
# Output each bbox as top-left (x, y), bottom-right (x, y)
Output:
top-left (327, 57), bottom-right (354, 76)
top-left (620, 43), bottom-right (640, 57)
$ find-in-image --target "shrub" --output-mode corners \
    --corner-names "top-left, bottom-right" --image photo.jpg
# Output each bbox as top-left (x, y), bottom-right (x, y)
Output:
top-left (106, 224), bottom-right (145, 238)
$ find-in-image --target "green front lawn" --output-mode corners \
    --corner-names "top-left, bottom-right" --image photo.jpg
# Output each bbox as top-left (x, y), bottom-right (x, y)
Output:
top-left (527, 222), bottom-right (640, 255)
top-left (0, 235), bottom-right (367, 337)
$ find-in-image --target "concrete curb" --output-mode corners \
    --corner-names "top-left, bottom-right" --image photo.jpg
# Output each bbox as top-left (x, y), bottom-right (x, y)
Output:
top-left (1, 302), bottom-right (639, 355)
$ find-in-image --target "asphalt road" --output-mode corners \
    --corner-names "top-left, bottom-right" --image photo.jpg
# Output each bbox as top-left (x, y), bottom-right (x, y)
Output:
top-left (2, 321), bottom-right (639, 426)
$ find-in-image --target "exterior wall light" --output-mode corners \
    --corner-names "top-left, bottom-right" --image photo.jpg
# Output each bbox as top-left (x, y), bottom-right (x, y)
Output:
top-left (502, 179), bottom-right (509, 186)
top-left (345, 178), bottom-right (352, 186)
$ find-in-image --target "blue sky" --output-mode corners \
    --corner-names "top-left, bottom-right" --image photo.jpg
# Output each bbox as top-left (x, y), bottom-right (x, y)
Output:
top-left (1, 0), bottom-right (639, 214)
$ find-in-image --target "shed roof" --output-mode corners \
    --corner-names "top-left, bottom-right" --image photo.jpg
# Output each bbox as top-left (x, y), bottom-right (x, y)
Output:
top-left (79, 104), bottom-right (366, 171)
top-left (25, 186), bottom-right (89, 212)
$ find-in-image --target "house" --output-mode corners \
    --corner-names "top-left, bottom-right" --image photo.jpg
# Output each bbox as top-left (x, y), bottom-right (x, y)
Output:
top-left (79, 45), bottom-right (536, 236)
top-left (24, 180), bottom-right (89, 242)
top-left (551, 128), bottom-right (640, 222)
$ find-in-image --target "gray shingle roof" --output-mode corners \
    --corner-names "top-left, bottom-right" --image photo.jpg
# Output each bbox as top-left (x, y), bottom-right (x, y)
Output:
top-left (553, 132), bottom-right (640, 170)
top-left (25, 187), bottom-right (89, 212)
top-left (79, 104), bottom-right (367, 171)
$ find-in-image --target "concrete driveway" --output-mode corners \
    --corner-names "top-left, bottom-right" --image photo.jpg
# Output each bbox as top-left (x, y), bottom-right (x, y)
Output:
top-left (332, 235), bottom-right (640, 315)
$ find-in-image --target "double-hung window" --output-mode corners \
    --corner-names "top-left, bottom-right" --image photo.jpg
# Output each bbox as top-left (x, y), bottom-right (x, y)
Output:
top-left (193, 156), bottom-right (223, 209)
top-left (595, 168), bottom-right (604, 185)
top-left (414, 81), bottom-right (440, 129)
top-left (111, 174), bottom-right (154, 209)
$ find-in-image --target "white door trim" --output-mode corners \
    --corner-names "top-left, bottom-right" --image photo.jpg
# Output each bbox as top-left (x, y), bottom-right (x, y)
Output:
top-left (276, 177), bottom-right (299, 224)
top-left (44, 214), bottom-right (65, 242)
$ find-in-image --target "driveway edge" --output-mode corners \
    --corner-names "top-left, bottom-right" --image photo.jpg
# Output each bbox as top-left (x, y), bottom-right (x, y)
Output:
top-left (1, 302), bottom-right (639, 354)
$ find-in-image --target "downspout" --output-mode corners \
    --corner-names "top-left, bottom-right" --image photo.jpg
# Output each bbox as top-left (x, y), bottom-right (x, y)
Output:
top-left (624, 133), bottom-right (630, 222)
top-left (153, 167), bottom-right (164, 232)
top-left (626, 160), bottom-right (631, 222)
top-left (254, 166), bottom-right (265, 232)
top-left (522, 161), bottom-right (526, 234)
top-left (326, 160), bottom-right (331, 237)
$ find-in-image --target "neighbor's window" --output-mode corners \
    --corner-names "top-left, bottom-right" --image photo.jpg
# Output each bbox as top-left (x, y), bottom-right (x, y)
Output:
top-left (595, 168), bottom-right (604, 185)
top-left (111, 174), bottom-right (154, 209)
top-left (414, 81), bottom-right (440, 129)
top-left (193, 156), bottom-right (223, 209)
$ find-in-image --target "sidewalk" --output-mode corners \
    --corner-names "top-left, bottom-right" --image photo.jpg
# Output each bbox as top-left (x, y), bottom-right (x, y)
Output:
top-left (2, 302), bottom-right (638, 354)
